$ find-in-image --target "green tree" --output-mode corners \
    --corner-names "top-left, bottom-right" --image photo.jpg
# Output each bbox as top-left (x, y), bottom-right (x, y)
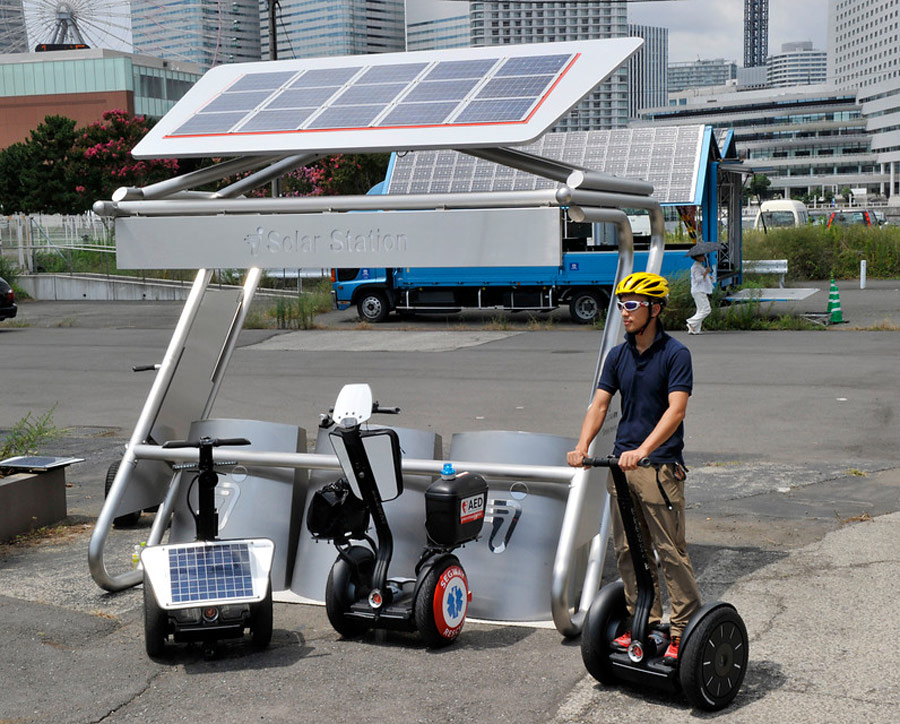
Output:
top-left (0, 141), bottom-right (31, 213)
top-left (746, 173), bottom-right (773, 205)
top-left (17, 115), bottom-right (80, 213)
top-left (69, 109), bottom-right (179, 211)
top-left (281, 153), bottom-right (390, 196)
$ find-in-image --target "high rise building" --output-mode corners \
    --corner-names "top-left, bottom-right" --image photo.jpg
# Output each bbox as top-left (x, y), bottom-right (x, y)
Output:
top-left (0, 0), bottom-right (27, 54)
top-left (767, 42), bottom-right (826, 88)
top-left (668, 59), bottom-right (737, 94)
top-left (405, 0), bottom-right (469, 52)
top-left (829, 0), bottom-right (900, 197)
top-left (628, 24), bottom-right (667, 120)
top-left (262, 0), bottom-right (405, 60)
top-left (743, 0), bottom-right (768, 68)
top-left (132, 0), bottom-right (261, 68)
top-left (466, 1), bottom-right (631, 130)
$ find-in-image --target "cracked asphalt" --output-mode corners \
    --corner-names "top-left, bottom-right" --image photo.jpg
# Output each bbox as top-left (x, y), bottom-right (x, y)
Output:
top-left (2, 286), bottom-right (899, 723)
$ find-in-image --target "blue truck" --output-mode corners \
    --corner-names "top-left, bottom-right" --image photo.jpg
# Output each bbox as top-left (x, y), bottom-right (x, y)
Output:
top-left (331, 242), bottom-right (698, 324)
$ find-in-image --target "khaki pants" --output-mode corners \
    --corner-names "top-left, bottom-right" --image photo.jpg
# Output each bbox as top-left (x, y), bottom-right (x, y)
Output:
top-left (606, 464), bottom-right (701, 639)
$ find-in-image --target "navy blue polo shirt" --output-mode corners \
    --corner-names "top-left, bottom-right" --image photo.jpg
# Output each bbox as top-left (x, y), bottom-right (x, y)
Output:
top-left (597, 328), bottom-right (693, 464)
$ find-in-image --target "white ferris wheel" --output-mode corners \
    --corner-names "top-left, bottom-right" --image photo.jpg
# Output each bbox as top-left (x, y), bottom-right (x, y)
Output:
top-left (0, 0), bottom-right (132, 53)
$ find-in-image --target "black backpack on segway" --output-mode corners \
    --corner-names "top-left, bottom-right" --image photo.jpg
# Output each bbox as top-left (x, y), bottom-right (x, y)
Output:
top-left (579, 456), bottom-right (748, 711)
top-left (139, 436), bottom-right (275, 657)
top-left (308, 383), bottom-right (487, 648)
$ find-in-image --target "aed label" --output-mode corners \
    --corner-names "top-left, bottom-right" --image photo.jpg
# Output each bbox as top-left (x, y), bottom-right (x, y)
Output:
top-left (460, 493), bottom-right (486, 524)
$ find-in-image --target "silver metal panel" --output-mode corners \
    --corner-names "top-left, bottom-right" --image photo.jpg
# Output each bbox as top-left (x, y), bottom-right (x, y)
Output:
top-left (387, 125), bottom-right (706, 205)
top-left (290, 426), bottom-right (441, 603)
top-left (115, 207), bottom-right (562, 269)
top-left (168, 418), bottom-right (307, 592)
top-left (131, 38), bottom-right (642, 158)
top-left (446, 430), bottom-right (595, 622)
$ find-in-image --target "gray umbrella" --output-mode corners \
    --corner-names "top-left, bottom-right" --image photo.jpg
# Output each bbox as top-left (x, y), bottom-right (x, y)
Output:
top-left (685, 241), bottom-right (724, 257)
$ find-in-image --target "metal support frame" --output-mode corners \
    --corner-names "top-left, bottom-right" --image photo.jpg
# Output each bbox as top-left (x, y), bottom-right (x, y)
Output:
top-left (89, 150), bottom-right (666, 636)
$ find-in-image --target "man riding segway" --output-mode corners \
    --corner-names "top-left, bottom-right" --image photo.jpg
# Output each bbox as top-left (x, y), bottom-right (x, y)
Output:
top-left (567, 271), bottom-right (700, 664)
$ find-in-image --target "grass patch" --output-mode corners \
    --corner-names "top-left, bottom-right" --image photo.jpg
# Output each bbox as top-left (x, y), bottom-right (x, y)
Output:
top-left (0, 404), bottom-right (63, 465)
top-left (660, 275), bottom-right (821, 332)
top-left (744, 224), bottom-right (900, 280)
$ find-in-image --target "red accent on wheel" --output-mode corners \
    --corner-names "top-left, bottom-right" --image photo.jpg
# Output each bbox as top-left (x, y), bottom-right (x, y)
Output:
top-left (431, 564), bottom-right (469, 640)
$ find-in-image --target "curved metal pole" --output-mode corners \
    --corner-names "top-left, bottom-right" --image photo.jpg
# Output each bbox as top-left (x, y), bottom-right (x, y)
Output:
top-left (88, 269), bottom-right (214, 592)
top-left (92, 188), bottom-right (562, 218)
top-left (549, 207), bottom-right (636, 637)
top-left (111, 156), bottom-right (286, 201)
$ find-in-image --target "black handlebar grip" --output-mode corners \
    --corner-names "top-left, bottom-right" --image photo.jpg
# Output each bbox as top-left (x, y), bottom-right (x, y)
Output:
top-left (373, 405), bottom-right (401, 415)
top-left (581, 455), bottom-right (652, 468)
top-left (132, 364), bottom-right (158, 372)
top-left (162, 437), bottom-right (251, 449)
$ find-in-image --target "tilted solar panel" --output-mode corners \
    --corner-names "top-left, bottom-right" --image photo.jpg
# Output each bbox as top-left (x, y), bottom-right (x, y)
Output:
top-left (132, 38), bottom-right (643, 157)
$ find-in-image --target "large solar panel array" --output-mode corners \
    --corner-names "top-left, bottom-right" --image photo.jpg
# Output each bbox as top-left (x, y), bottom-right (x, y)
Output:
top-left (168, 54), bottom-right (575, 138)
top-left (131, 38), bottom-right (643, 157)
top-left (168, 542), bottom-right (253, 604)
top-left (385, 125), bottom-right (707, 205)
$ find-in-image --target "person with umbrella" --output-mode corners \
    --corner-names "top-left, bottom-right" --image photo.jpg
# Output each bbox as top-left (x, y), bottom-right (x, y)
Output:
top-left (685, 241), bottom-right (719, 334)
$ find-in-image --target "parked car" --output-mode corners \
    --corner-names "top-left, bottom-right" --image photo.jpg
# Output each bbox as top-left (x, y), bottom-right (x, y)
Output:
top-left (826, 209), bottom-right (873, 228)
top-left (0, 276), bottom-right (18, 321)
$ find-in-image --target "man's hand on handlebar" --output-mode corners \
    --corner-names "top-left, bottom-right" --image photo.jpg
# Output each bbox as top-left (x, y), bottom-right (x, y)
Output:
top-left (566, 447), bottom-right (589, 468)
top-left (617, 449), bottom-right (652, 471)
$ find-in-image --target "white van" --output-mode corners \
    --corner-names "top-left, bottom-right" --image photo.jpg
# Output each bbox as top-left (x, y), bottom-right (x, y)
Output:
top-left (754, 200), bottom-right (809, 229)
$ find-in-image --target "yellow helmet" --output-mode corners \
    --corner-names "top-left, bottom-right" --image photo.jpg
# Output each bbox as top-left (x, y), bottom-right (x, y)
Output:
top-left (615, 272), bottom-right (669, 300)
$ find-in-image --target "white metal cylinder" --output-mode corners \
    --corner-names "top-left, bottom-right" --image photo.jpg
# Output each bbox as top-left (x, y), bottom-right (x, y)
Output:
top-left (861, 259), bottom-right (867, 289)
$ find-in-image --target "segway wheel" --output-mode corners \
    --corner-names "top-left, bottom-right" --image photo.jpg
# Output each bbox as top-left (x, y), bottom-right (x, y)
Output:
top-left (414, 556), bottom-right (469, 649)
top-left (250, 582), bottom-right (273, 648)
top-left (679, 605), bottom-right (749, 711)
top-left (104, 461), bottom-right (141, 528)
top-left (580, 581), bottom-right (627, 685)
top-left (143, 576), bottom-right (169, 658)
top-left (325, 546), bottom-right (374, 639)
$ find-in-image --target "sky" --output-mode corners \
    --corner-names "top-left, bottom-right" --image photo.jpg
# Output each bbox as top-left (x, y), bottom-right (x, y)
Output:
top-left (628, 0), bottom-right (829, 64)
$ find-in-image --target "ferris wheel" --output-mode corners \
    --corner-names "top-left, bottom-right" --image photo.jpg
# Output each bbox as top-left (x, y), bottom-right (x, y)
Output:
top-left (0, 0), bottom-right (132, 53)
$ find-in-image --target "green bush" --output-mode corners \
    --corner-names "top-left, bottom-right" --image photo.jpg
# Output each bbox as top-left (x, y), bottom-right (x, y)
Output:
top-left (0, 405), bottom-right (61, 464)
top-left (744, 224), bottom-right (900, 280)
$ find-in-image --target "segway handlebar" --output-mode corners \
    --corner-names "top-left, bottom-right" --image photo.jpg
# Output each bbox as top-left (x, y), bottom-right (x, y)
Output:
top-left (162, 436), bottom-right (251, 449)
top-left (582, 455), bottom-right (652, 468)
top-left (371, 402), bottom-right (400, 415)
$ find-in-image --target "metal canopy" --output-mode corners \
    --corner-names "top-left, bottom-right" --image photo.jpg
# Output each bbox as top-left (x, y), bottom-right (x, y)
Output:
top-left (385, 125), bottom-right (708, 205)
top-left (132, 38), bottom-right (642, 158)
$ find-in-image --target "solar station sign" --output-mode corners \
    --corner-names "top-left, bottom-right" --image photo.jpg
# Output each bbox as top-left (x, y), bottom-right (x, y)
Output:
top-left (132, 38), bottom-right (642, 158)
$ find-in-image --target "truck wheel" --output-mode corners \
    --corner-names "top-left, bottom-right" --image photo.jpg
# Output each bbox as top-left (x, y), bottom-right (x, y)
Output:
top-left (569, 290), bottom-right (606, 324)
top-left (357, 291), bottom-right (390, 323)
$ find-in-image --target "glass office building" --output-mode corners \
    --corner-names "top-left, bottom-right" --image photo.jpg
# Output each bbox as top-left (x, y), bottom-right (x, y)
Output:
top-left (132, 0), bottom-right (261, 69)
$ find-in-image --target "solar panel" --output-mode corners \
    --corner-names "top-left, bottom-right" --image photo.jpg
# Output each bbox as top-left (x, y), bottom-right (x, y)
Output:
top-left (169, 542), bottom-right (253, 604)
top-left (141, 539), bottom-right (275, 609)
top-left (384, 125), bottom-right (707, 205)
top-left (133, 37), bottom-right (643, 157)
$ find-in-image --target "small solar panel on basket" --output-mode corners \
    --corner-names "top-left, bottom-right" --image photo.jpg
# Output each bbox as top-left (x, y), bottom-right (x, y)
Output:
top-left (168, 542), bottom-right (253, 604)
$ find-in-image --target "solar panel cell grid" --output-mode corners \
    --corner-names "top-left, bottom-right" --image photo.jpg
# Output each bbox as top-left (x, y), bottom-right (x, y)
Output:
top-left (266, 86), bottom-right (341, 109)
top-left (379, 102), bottom-right (459, 126)
top-left (402, 78), bottom-right (480, 103)
top-left (168, 543), bottom-right (254, 604)
top-left (171, 112), bottom-right (246, 136)
top-left (229, 71), bottom-right (297, 92)
top-left (424, 59), bottom-right (497, 80)
top-left (477, 76), bottom-right (555, 99)
top-left (307, 105), bottom-right (383, 129)
top-left (358, 63), bottom-right (428, 84)
top-left (454, 98), bottom-right (535, 123)
top-left (202, 91), bottom-right (276, 113)
top-left (238, 109), bottom-right (315, 132)
top-left (292, 67), bottom-right (359, 87)
top-left (332, 83), bottom-right (408, 106)
top-left (496, 54), bottom-right (571, 76)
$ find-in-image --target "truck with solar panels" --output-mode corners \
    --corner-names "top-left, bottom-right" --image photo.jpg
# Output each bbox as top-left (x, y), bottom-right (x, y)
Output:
top-left (331, 216), bottom-right (695, 324)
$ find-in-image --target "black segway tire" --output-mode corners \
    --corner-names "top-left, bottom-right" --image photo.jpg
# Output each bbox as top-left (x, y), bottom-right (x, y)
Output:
top-left (325, 546), bottom-right (374, 639)
top-left (143, 576), bottom-right (169, 658)
top-left (104, 461), bottom-right (142, 528)
top-left (679, 604), bottom-right (749, 711)
top-left (414, 555), bottom-right (469, 649)
top-left (581, 581), bottom-right (627, 685)
top-left (250, 582), bottom-right (273, 648)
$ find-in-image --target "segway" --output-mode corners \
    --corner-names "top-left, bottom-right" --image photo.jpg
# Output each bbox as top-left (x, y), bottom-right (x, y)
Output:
top-left (139, 436), bottom-right (275, 657)
top-left (580, 456), bottom-right (748, 711)
top-left (309, 383), bottom-right (486, 648)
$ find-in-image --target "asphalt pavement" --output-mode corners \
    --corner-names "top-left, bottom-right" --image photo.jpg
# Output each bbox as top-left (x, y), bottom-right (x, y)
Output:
top-left (1, 281), bottom-right (899, 723)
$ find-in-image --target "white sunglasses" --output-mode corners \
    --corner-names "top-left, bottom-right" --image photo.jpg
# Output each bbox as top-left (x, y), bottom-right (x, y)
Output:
top-left (616, 300), bottom-right (651, 312)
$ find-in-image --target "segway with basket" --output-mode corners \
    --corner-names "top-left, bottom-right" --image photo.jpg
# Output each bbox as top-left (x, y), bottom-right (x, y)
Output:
top-left (139, 436), bottom-right (275, 657)
top-left (308, 383), bottom-right (487, 648)
top-left (580, 456), bottom-right (748, 711)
